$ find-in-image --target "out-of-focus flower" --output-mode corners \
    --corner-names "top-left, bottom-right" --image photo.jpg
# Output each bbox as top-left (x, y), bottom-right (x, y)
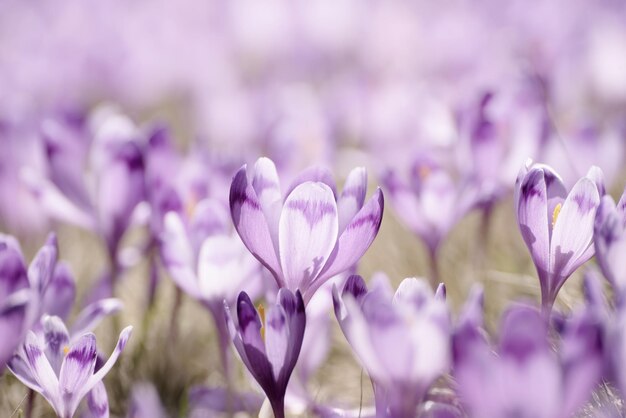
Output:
top-left (23, 109), bottom-right (146, 257)
top-left (382, 152), bottom-right (484, 282)
top-left (225, 289), bottom-right (306, 418)
top-left (333, 274), bottom-right (450, 418)
top-left (594, 190), bottom-right (626, 293)
top-left (229, 157), bottom-right (383, 303)
top-left (515, 161), bottom-right (602, 313)
top-left (454, 303), bottom-right (603, 418)
top-left (127, 382), bottom-right (168, 418)
top-left (8, 316), bottom-right (132, 418)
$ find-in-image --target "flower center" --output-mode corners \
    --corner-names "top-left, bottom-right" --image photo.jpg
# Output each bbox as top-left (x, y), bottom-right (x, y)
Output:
top-left (418, 165), bottom-right (431, 179)
top-left (63, 346), bottom-right (70, 356)
top-left (552, 203), bottom-right (562, 228)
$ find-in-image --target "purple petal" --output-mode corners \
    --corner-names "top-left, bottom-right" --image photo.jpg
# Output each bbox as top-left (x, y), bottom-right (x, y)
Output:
top-left (161, 212), bottom-right (199, 297)
top-left (188, 385), bottom-right (263, 415)
top-left (59, 333), bottom-right (98, 415)
top-left (43, 316), bottom-right (70, 375)
top-left (80, 326), bottom-right (133, 403)
top-left (28, 232), bottom-right (58, 294)
top-left (0, 235), bottom-right (29, 300)
top-left (236, 292), bottom-right (265, 354)
top-left (341, 275), bottom-right (368, 301)
top-left (0, 291), bottom-right (29, 368)
top-left (517, 168), bottom-right (551, 287)
top-left (127, 382), bottom-right (167, 418)
top-left (251, 157), bottom-right (283, 248)
top-left (230, 166), bottom-right (283, 284)
top-left (337, 167), bottom-right (367, 233)
top-left (22, 332), bottom-right (61, 412)
top-left (498, 306), bottom-right (548, 362)
top-left (69, 299), bottom-right (123, 338)
top-left (393, 278), bottom-right (434, 310)
top-left (41, 262), bottom-right (76, 319)
top-left (265, 305), bottom-right (289, 380)
top-left (550, 177), bottom-right (600, 282)
top-left (285, 166), bottom-right (337, 199)
top-left (594, 195), bottom-right (626, 289)
top-left (86, 381), bottom-right (109, 418)
top-left (278, 182), bottom-right (338, 291)
top-left (313, 189), bottom-right (383, 298)
top-left (585, 166), bottom-right (606, 197)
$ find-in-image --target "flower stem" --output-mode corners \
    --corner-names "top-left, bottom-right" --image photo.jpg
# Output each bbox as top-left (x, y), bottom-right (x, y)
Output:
top-left (24, 389), bottom-right (34, 418)
top-left (428, 247), bottom-right (440, 288)
top-left (270, 397), bottom-right (286, 418)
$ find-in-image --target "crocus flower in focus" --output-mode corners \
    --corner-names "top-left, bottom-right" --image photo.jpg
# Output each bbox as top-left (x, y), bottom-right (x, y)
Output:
top-left (594, 189), bottom-right (626, 293)
top-left (453, 302), bottom-right (603, 418)
top-left (515, 161), bottom-right (602, 314)
top-left (230, 157), bottom-right (383, 303)
top-left (8, 316), bottom-right (132, 418)
top-left (333, 274), bottom-right (450, 418)
top-left (225, 289), bottom-right (306, 418)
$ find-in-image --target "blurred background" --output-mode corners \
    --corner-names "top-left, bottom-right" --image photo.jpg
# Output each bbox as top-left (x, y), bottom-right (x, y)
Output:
top-left (1, 0), bottom-right (625, 416)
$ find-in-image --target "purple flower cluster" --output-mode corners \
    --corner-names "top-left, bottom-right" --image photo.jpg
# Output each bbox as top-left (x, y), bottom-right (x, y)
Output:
top-left (0, 2), bottom-right (625, 417)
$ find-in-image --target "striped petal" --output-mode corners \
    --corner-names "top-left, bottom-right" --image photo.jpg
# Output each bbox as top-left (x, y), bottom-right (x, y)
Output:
top-left (337, 167), bottom-right (367, 233)
top-left (86, 381), bottom-right (109, 418)
top-left (284, 166), bottom-right (337, 199)
top-left (161, 212), bottom-right (200, 297)
top-left (69, 299), bottom-right (123, 338)
top-left (23, 332), bottom-right (61, 412)
top-left (230, 166), bottom-right (283, 284)
top-left (278, 182), bottom-right (338, 291)
top-left (550, 177), bottom-right (600, 282)
top-left (264, 305), bottom-right (289, 381)
top-left (251, 157), bottom-right (283, 250)
top-left (313, 189), bottom-right (383, 298)
top-left (41, 262), bottom-right (76, 320)
top-left (517, 168), bottom-right (550, 281)
top-left (59, 333), bottom-right (98, 415)
top-left (43, 316), bottom-right (70, 375)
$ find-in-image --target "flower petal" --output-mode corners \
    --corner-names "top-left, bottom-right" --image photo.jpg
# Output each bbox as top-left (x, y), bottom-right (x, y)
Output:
top-left (59, 333), bottom-right (98, 414)
top-left (69, 299), bottom-right (123, 338)
top-left (22, 332), bottom-right (61, 412)
top-left (251, 157), bottom-right (283, 250)
top-left (0, 291), bottom-right (29, 367)
top-left (313, 189), bottom-right (383, 298)
top-left (41, 262), bottom-right (76, 320)
top-left (278, 182), bottom-right (338, 291)
top-left (337, 167), bottom-right (367, 233)
top-left (236, 292), bottom-right (265, 355)
top-left (230, 166), bottom-right (283, 284)
top-left (517, 168), bottom-right (550, 283)
top-left (284, 166), bottom-right (337, 199)
top-left (43, 316), bottom-right (70, 375)
top-left (86, 381), bottom-right (110, 418)
top-left (28, 233), bottom-right (58, 295)
top-left (264, 305), bottom-right (289, 381)
top-left (161, 212), bottom-right (200, 296)
top-left (550, 177), bottom-right (600, 281)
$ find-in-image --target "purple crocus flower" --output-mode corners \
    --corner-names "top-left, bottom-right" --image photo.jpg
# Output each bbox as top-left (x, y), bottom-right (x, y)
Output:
top-left (454, 302), bottom-right (603, 418)
top-left (333, 274), bottom-right (450, 418)
top-left (225, 289), bottom-right (306, 418)
top-left (8, 316), bottom-right (132, 418)
top-left (515, 161), bottom-right (603, 314)
top-left (382, 153), bottom-right (484, 284)
top-left (24, 109), bottom-right (146, 266)
top-left (229, 157), bottom-right (383, 303)
top-left (594, 189), bottom-right (626, 293)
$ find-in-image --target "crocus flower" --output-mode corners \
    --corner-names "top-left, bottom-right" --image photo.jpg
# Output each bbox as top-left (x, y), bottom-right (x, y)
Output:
top-left (594, 189), bottom-right (626, 293)
top-left (24, 108), bottom-right (146, 266)
top-left (8, 316), bottom-right (132, 418)
top-left (225, 289), bottom-right (306, 418)
top-left (333, 274), bottom-right (450, 418)
top-left (515, 161), bottom-right (602, 314)
top-left (382, 153), bottom-right (484, 284)
top-left (453, 303), bottom-right (603, 418)
top-left (229, 157), bottom-right (383, 303)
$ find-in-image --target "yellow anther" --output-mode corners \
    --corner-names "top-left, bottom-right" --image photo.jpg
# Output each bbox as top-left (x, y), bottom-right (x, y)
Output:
top-left (63, 346), bottom-right (70, 356)
top-left (552, 203), bottom-right (562, 228)
top-left (257, 303), bottom-right (266, 341)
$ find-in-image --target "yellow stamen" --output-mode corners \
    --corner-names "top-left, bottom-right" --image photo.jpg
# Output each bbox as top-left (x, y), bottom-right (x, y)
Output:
top-left (63, 346), bottom-right (70, 356)
top-left (552, 203), bottom-right (562, 228)
top-left (257, 303), bottom-right (266, 341)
